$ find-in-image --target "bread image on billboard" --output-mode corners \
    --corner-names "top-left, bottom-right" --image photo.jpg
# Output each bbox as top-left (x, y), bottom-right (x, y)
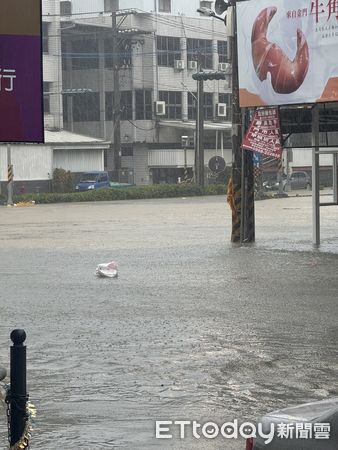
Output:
top-left (251, 7), bottom-right (309, 94)
top-left (237, 0), bottom-right (338, 107)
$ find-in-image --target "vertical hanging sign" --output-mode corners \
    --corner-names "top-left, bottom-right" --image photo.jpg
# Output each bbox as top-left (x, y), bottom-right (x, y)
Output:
top-left (242, 107), bottom-right (282, 159)
top-left (0, 0), bottom-right (44, 143)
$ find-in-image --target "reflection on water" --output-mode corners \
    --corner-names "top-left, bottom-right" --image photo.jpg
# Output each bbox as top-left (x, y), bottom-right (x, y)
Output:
top-left (0, 243), bottom-right (337, 449)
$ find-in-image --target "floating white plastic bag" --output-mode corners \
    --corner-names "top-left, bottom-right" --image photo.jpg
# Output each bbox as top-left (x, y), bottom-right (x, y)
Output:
top-left (95, 261), bottom-right (118, 278)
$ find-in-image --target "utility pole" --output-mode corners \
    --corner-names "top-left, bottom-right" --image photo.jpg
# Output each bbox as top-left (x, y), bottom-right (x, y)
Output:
top-left (196, 78), bottom-right (205, 187)
top-left (199, 0), bottom-right (254, 242)
top-left (193, 71), bottom-right (226, 186)
top-left (111, 0), bottom-right (121, 181)
top-left (312, 104), bottom-right (320, 246)
top-left (228, 2), bottom-right (244, 243)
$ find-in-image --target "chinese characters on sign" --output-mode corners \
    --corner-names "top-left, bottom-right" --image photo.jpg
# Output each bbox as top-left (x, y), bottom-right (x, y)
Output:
top-left (276, 422), bottom-right (331, 439)
top-left (0, 69), bottom-right (16, 92)
top-left (286, 2), bottom-right (338, 22)
top-left (242, 108), bottom-right (283, 159)
top-left (309, 0), bottom-right (338, 22)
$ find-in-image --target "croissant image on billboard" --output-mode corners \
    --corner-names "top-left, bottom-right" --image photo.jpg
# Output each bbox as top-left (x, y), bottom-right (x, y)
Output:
top-left (237, 0), bottom-right (338, 107)
top-left (251, 7), bottom-right (309, 94)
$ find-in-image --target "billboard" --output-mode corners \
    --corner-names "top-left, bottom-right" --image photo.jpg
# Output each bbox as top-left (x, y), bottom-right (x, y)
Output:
top-left (237, 0), bottom-right (338, 107)
top-left (0, 0), bottom-right (44, 142)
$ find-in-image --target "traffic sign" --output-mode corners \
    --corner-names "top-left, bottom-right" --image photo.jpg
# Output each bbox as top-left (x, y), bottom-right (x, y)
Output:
top-left (208, 156), bottom-right (226, 173)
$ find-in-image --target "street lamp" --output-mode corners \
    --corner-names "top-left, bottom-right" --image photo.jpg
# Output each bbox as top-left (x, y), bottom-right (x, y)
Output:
top-left (197, 7), bottom-right (225, 21)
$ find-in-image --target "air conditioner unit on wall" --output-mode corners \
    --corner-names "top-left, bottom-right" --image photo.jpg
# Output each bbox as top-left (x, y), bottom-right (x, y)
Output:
top-left (174, 60), bottom-right (185, 70)
top-left (188, 61), bottom-right (198, 70)
top-left (155, 101), bottom-right (166, 116)
top-left (218, 62), bottom-right (229, 71)
top-left (217, 103), bottom-right (227, 117)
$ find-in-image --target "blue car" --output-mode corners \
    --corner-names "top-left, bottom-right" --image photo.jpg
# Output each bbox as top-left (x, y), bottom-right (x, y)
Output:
top-left (75, 171), bottom-right (110, 192)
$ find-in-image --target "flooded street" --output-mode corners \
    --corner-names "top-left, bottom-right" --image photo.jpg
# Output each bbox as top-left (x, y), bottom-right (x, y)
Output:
top-left (0, 195), bottom-right (338, 449)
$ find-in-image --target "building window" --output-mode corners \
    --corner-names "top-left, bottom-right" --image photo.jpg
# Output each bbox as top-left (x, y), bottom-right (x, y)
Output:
top-left (158, 0), bottom-right (171, 13)
top-left (218, 40), bottom-right (228, 63)
top-left (187, 39), bottom-right (213, 69)
top-left (73, 92), bottom-right (100, 122)
top-left (42, 22), bottom-right (49, 53)
top-left (105, 91), bottom-right (132, 121)
top-left (121, 144), bottom-right (133, 156)
top-left (218, 93), bottom-right (232, 118)
top-left (105, 39), bottom-right (132, 68)
top-left (62, 95), bottom-right (68, 122)
top-left (157, 36), bottom-right (181, 67)
top-left (135, 90), bottom-right (152, 120)
top-left (204, 93), bottom-right (214, 119)
top-left (121, 91), bottom-right (133, 120)
top-left (71, 39), bottom-right (99, 70)
top-left (188, 92), bottom-right (213, 120)
top-left (158, 91), bottom-right (182, 120)
top-left (43, 82), bottom-right (51, 114)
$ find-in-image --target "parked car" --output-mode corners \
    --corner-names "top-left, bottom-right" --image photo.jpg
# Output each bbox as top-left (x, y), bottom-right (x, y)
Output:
top-left (263, 174), bottom-right (287, 192)
top-left (246, 397), bottom-right (338, 449)
top-left (284, 171), bottom-right (312, 190)
top-left (75, 171), bottom-right (110, 191)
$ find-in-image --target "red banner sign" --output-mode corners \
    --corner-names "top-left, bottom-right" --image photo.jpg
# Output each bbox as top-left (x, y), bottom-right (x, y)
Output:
top-left (242, 108), bottom-right (282, 159)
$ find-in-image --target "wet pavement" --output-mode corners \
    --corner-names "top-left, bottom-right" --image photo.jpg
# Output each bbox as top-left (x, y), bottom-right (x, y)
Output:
top-left (0, 195), bottom-right (337, 449)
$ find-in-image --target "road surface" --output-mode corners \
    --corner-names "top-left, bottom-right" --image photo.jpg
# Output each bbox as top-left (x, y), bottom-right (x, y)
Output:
top-left (0, 195), bottom-right (337, 449)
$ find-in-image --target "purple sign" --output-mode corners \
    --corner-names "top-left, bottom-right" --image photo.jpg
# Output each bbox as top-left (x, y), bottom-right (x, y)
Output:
top-left (0, 0), bottom-right (44, 143)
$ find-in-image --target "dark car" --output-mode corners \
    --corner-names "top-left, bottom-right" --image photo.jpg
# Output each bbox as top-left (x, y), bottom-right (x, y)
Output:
top-left (263, 174), bottom-right (287, 191)
top-left (75, 171), bottom-right (110, 192)
top-left (284, 171), bottom-right (312, 190)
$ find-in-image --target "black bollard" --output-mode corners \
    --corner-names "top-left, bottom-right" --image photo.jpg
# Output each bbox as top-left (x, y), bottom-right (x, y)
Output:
top-left (10, 329), bottom-right (28, 446)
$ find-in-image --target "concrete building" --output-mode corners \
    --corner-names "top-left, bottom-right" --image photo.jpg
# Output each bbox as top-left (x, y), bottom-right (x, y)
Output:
top-left (61, 7), bottom-right (232, 185)
top-left (71, 0), bottom-right (215, 18)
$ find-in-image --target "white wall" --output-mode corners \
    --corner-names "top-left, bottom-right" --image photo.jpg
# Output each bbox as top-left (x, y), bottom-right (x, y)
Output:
top-left (53, 149), bottom-right (104, 172)
top-left (291, 148), bottom-right (336, 168)
top-left (43, 0), bottom-right (60, 16)
top-left (43, 0), bottom-right (63, 129)
top-left (0, 145), bottom-right (53, 181)
top-left (148, 148), bottom-right (231, 167)
top-left (71, 0), bottom-right (104, 14)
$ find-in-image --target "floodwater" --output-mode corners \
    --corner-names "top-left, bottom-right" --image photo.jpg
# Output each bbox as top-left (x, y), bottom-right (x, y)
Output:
top-left (0, 196), bottom-right (337, 449)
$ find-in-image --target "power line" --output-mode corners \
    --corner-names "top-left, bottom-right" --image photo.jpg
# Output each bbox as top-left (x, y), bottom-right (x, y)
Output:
top-left (126, 119), bottom-right (157, 131)
top-left (42, 8), bottom-right (139, 18)
top-left (44, 9), bottom-right (227, 39)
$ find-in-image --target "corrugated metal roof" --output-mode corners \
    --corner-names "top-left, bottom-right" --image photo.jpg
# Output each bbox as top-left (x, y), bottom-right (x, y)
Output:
top-left (44, 129), bottom-right (110, 146)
